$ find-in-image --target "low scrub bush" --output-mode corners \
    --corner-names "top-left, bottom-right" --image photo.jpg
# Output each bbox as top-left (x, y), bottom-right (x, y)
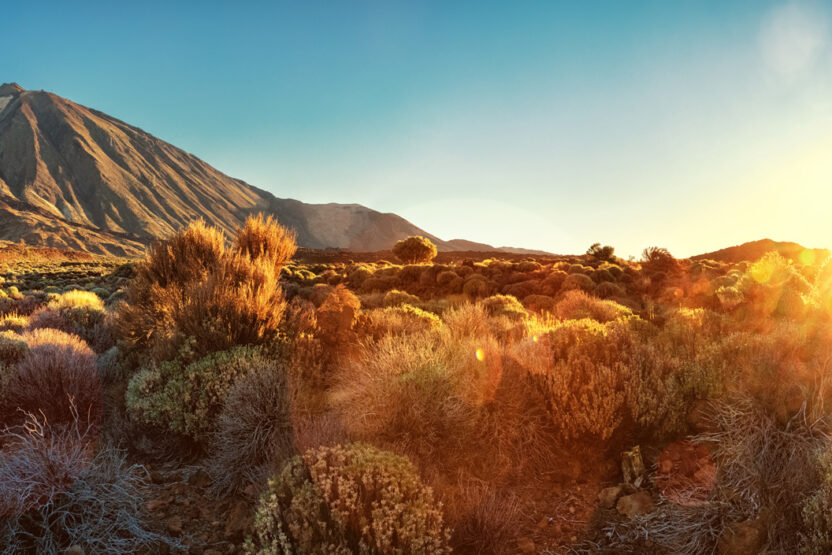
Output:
top-left (554, 290), bottom-right (633, 322)
top-left (0, 411), bottom-right (179, 553)
top-left (2, 329), bottom-right (100, 430)
top-left (245, 442), bottom-right (450, 554)
top-left (356, 304), bottom-right (442, 340)
top-left (480, 294), bottom-right (528, 321)
top-left (207, 362), bottom-right (294, 495)
top-left (560, 272), bottom-right (595, 293)
top-left (125, 345), bottom-right (272, 444)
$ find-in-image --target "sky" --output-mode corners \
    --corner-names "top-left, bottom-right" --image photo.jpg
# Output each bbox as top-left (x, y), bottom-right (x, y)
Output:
top-left (4, 0), bottom-right (832, 257)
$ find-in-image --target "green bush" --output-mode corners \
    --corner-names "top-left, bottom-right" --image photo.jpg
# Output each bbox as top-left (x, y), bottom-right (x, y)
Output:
top-left (246, 443), bottom-right (450, 554)
top-left (126, 345), bottom-right (272, 443)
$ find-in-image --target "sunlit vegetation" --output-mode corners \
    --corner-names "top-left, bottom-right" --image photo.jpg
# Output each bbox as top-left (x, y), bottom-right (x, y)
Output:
top-left (4, 230), bottom-right (832, 552)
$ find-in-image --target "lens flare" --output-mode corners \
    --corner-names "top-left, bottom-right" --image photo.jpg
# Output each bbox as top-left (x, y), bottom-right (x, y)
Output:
top-left (475, 348), bottom-right (485, 361)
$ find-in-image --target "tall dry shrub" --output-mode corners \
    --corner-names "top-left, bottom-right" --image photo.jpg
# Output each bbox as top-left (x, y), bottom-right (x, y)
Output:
top-left (117, 216), bottom-right (296, 362)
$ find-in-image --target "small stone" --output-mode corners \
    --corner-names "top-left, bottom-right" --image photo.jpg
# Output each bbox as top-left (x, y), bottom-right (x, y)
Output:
top-left (167, 515), bottom-right (183, 535)
top-left (65, 546), bottom-right (84, 555)
top-left (146, 498), bottom-right (169, 512)
top-left (150, 470), bottom-right (165, 484)
top-left (597, 485), bottom-right (624, 509)
top-left (204, 550), bottom-right (223, 555)
top-left (225, 500), bottom-right (252, 541)
top-left (717, 519), bottom-right (765, 555)
top-left (516, 536), bottom-right (536, 553)
top-left (616, 491), bottom-right (655, 518)
top-left (188, 468), bottom-right (213, 489)
top-left (243, 484), bottom-right (258, 498)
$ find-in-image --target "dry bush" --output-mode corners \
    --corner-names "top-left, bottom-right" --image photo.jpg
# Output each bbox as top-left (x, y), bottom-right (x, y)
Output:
top-left (0, 411), bottom-right (179, 553)
top-left (234, 213), bottom-right (297, 268)
top-left (117, 216), bottom-right (295, 362)
top-left (480, 294), bottom-right (528, 321)
top-left (447, 480), bottom-right (522, 554)
top-left (392, 235), bottom-right (438, 264)
top-left (125, 345), bottom-right (270, 444)
top-left (588, 399), bottom-right (831, 554)
top-left (207, 362), bottom-right (295, 495)
top-left (0, 313), bottom-right (27, 333)
top-left (356, 304), bottom-right (442, 340)
top-left (554, 290), bottom-right (633, 322)
top-left (28, 290), bottom-right (115, 353)
top-left (245, 443), bottom-right (450, 554)
top-left (560, 272), bottom-right (595, 293)
top-left (462, 275), bottom-right (491, 298)
top-left (334, 329), bottom-right (501, 474)
top-left (382, 288), bottom-right (421, 307)
top-left (513, 318), bottom-right (633, 441)
top-left (2, 329), bottom-right (100, 430)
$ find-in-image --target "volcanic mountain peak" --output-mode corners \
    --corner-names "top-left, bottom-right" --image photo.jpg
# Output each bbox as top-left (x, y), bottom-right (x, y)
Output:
top-left (0, 82), bottom-right (24, 96)
top-left (0, 83), bottom-right (503, 256)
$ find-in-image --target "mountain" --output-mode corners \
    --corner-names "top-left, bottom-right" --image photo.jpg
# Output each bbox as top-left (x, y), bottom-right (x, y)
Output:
top-left (692, 239), bottom-right (830, 264)
top-left (0, 83), bottom-right (500, 256)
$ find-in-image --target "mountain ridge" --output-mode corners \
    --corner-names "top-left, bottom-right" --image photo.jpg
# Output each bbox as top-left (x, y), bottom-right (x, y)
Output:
top-left (0, 83), bottom-right (530, 257)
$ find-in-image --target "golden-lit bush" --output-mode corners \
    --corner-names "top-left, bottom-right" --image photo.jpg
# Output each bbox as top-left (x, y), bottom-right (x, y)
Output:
top-left (356, 304), bottom-right (442, 341)
top-left (234, 213), bottom-right (297, 268)
top-left (335, 329), bottom-right (500, 470)
top-left (554, 290), bottom-right (633, 323)
top-left (515, 319), bottom-right (631, 440)
top-left (2, 329), bottom-right (100, 430)
top-left (117, 217), bottom-right (295, 362)
top-left (0, 313), bottom-right (27, 333)
top-left (480, 294), bottom-right (528, 321)
top-left (28, 290), bottom-right (113, 353)
top-left (392, 236), bottom-right (438, 264)
top-left (125, 345), bottom-right (270, 444)
top-left (246, 443), bottom-right (450, 554)
top-left (382, 289), bottom-right (421, 307)
top-left (560, 272), bottom-right (595, 293)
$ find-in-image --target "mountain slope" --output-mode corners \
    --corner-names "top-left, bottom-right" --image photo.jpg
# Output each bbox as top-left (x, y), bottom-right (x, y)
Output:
top-left (0, 83), bottom-right (497, 256)
top-left (692, 239), bottom-right (830, 264)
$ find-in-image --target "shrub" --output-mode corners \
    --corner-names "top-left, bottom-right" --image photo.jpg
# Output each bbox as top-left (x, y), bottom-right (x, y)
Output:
top-left (234, 213), bottom-right (298, 269)
top-left (334, 329), bottom-right (500, 471)
top-left (316, 285), bottom-right (361, 345)
top-left (436, 270), bottom-right (459, 286)
top-left (28, 290), bottom-right (114, 353)
top-left (514, 318), bottom-right (633, 440)
top-left (595, 281), bottom-right (624, 298)
top-left (246, 443), bottom-right (450, 554)
top-left (125, 346), bottom-right (271, 443)
top-left (554, 290), bottom-right (632, 322)
top-left (540, 271), bottom-right (568, 295)
top-left (480, 295), bottom-right (528, 321)
top-left (382, 289), bottom-right (421, 307)
top-left (587, 399), bottom-right (830, 554)
top-left (521, 294), bottom-right (557, 313)
top-left (560, 272), bottom-right (595, 293)
top-left (0, 412), bottom-right (179, 553)
top-left (2, 329), bottom-right (100, 430)
top-left (356, 305), bottom-right (442, 340)
top-left (586, 242), bottom-right (615, 261)
top-left (117, 217), bottom-right (295, 362)
top-left (641, 246), bottom-right (679, 276)
top-left (207, 362), bottom-right (294, 495)
top-left (463, 276), bottom-right (490, 298)
top-left (392, 236), bottom-right (438, 264)
top-left (0, 313), bottom-right (27, 333)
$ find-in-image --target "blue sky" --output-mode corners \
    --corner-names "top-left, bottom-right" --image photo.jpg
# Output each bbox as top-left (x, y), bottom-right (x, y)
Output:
top-left (5, 1), bottom-right (832, 256)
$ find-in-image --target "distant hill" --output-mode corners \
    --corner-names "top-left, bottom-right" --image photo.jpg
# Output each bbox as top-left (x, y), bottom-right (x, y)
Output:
top-left (692, 239), bottom-right (830, 264)
top-left (0, 82), bottom-right (513, 257)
